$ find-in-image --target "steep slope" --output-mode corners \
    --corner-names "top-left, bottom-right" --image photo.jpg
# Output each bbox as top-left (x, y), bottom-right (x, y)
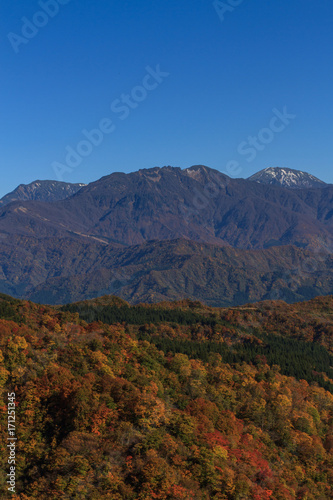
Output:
top-left (0, 180), bottom-right (86, 207)
top-left (248, 166), bottom-right (327, 189)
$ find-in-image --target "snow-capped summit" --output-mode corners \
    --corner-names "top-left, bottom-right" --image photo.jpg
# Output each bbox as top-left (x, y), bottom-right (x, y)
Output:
top-left (247, 167), bottom-right (327, 189)
top-left (0, 180), bottom-right (86, 207)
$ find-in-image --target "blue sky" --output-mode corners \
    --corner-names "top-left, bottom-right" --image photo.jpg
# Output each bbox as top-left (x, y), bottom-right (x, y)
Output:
top-left (1, 0), bottom-right (332, 197)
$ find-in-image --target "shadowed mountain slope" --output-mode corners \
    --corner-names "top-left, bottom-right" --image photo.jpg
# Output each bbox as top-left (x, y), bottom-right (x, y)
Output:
top-left (1, 165), bottom-right (333, 249)
top-left (1, 165), bottom-right (333, 305)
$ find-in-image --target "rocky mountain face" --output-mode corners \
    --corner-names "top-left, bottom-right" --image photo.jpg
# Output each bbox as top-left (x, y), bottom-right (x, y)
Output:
top-left (0, 165), bottom-right (332, 305)
top-left (248, 167), bottom-right (327, 189)
top-left (0, 180), bottom-right (86, 207)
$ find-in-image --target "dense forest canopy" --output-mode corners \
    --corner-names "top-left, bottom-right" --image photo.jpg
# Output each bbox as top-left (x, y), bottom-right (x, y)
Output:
top-left (1, 293), bottom-right (333, 499)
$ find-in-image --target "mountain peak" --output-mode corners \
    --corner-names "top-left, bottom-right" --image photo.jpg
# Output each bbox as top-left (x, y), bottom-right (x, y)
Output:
top-left (248, 167), bottom-right (326, 189)
top-left (0, 180), bottom-right (86, 207)
top-left (247, 167), bottom-right (327, 189)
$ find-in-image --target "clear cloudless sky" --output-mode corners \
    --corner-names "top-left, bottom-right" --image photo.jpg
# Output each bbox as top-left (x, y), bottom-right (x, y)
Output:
top-left (0, 0), bottom-right (332, 197)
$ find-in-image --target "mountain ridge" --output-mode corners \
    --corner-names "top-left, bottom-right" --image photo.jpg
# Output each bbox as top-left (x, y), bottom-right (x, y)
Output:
top-left (0, 165), bottom-right (332, 249)
top-left (0, 179), bottom-right (86, 207)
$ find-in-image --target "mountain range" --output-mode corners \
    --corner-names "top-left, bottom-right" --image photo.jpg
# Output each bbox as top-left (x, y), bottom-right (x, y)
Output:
top-left (1, 165), bottom-right (332, 305)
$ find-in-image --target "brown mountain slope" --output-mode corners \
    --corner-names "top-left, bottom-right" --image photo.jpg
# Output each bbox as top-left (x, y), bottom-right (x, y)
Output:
top-left (1, 238), bottom-right (329, 306)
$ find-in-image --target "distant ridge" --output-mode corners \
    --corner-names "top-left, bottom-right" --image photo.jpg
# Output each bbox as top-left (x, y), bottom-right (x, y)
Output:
top-left (0, 180), bottom-right (86, 207)
top-left (248, 166), bottom-right (327, 189)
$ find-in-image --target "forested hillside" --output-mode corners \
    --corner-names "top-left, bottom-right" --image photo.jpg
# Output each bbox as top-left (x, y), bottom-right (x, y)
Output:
top-left (1, 293), bottom-right (333, 499)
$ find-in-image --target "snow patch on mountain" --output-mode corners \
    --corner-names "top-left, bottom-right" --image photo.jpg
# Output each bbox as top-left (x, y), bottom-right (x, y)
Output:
top-left (0, 180), bottom-right (87, 207)
top-left (248, 167), bottom-right (327, 189)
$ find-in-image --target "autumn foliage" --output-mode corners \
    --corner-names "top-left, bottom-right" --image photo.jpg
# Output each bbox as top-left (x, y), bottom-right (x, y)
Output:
top-left (0, 293), bottom-right (333, 499)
